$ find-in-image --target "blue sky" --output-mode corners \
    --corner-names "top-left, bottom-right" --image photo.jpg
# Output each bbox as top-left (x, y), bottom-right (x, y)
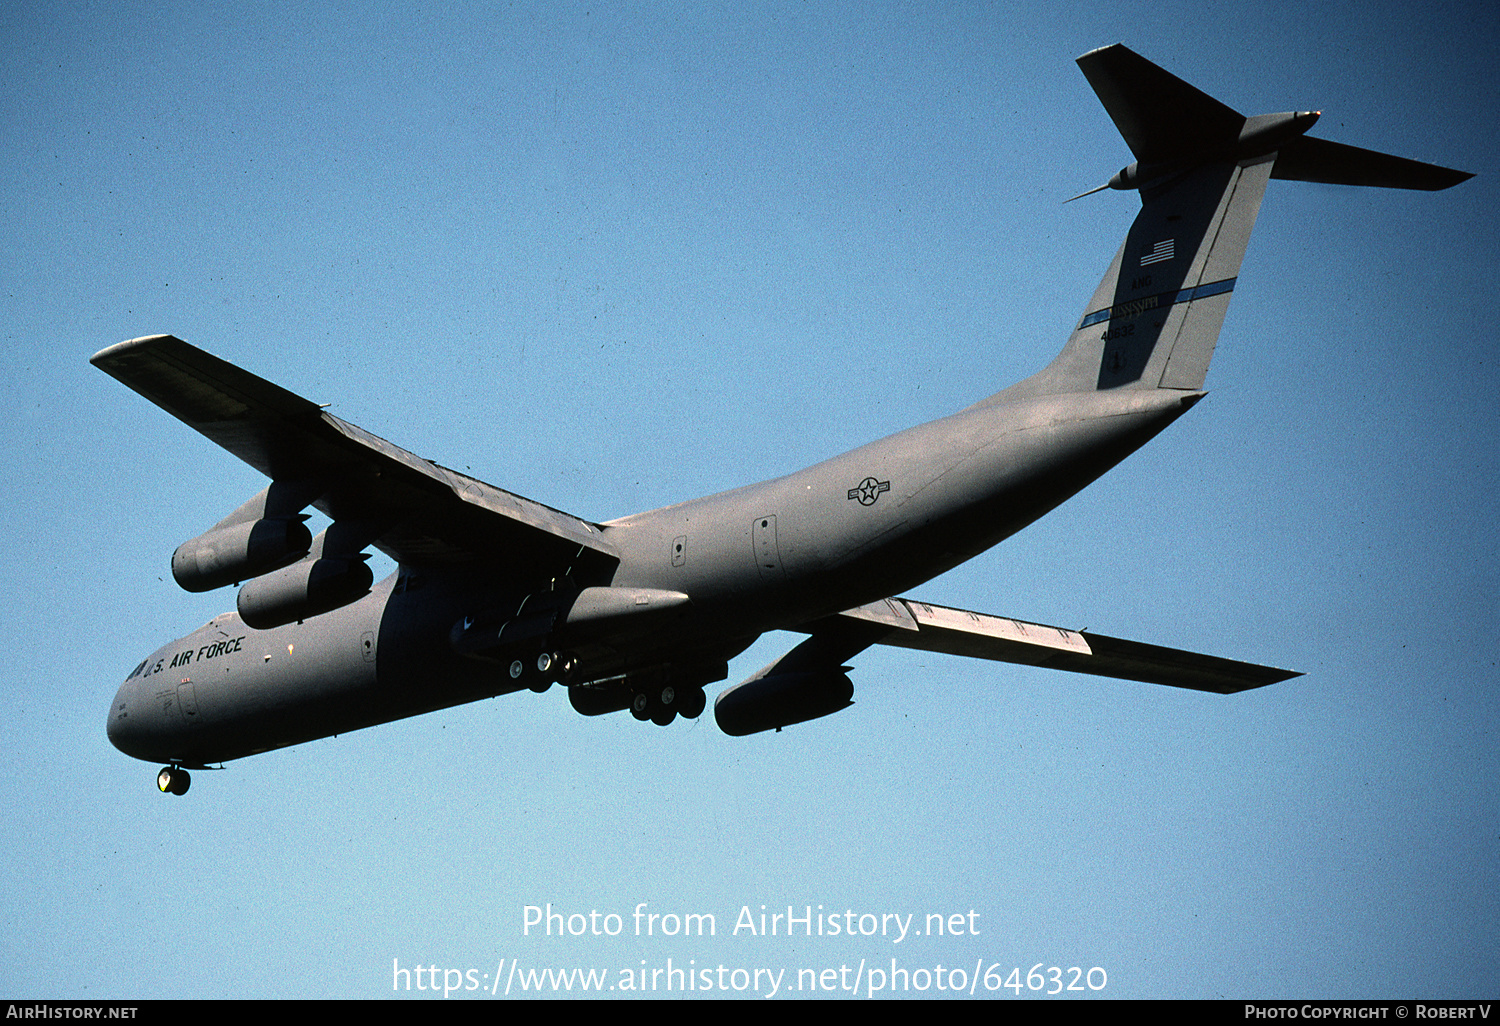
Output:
top-left (3, 0), bottom-right (1496, 1000)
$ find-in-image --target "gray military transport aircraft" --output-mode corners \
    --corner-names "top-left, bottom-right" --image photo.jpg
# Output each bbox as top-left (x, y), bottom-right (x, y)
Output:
top-left (96, 45), bottom-right (1470, 794)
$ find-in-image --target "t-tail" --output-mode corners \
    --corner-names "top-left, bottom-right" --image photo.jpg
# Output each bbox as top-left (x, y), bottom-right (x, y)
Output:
top-left (984, 44), bottom-right (1472, 405)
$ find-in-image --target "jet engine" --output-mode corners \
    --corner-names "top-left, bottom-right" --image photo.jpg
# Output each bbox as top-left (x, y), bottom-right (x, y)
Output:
top-left (171, 517), bottom-right (312, 592)
top-left (713, 669), bottom-right (854, 736)
top-left (236, 556), bottom-right (373, 629)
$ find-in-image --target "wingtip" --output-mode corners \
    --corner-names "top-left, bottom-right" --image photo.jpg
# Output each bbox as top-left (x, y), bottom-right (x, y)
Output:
top-left (1077, 42), bottom-right (1127, 62)
top-left (90, 334), bottom-right (181, 367)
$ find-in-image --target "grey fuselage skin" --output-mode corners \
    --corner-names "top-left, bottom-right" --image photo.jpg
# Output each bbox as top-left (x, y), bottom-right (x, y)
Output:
top-left (106, 386), bottom-right (1195, 766)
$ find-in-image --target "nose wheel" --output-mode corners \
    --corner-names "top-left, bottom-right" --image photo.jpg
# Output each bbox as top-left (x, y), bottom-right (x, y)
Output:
top-left (157, 765), bottom-right (191, 796)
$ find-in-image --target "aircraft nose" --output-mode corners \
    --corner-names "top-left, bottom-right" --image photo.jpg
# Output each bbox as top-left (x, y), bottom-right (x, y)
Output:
top-left (106, 680), bottom-right (151, 760)
top-left (106, 684), bottom-right (129, 750)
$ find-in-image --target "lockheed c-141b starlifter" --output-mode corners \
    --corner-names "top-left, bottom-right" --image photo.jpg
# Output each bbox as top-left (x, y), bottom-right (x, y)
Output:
top-left (94, 45), bottom-right (1471, 794)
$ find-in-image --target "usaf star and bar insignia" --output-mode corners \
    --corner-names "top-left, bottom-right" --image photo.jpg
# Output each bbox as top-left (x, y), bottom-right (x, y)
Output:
top-left (847, 477), bottom-right (891, 506)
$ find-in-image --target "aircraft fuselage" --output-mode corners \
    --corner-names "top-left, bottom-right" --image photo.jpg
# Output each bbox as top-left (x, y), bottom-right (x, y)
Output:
top-left (102, 43), bottom-right (1468, 790)
top-left (107, 387), bottom-right (1197, 766)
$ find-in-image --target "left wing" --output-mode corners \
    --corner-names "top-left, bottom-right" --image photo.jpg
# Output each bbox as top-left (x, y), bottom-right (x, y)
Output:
top-left (805, 595), bottom-right (1298, 694)
top-left (91, 335), bottom-right (617, 579)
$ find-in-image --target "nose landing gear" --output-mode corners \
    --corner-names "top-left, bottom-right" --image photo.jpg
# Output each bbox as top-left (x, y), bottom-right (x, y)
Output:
top-left (157, 765), bottom-right (191, 796)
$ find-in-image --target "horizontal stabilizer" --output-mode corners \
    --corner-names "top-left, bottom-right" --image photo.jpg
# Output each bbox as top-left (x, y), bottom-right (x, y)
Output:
top-left (1077, 44), bottom-right (1244, 163)
top-left (810, 596), bottom-right (1298, 694)
top-left (1272, 136), bottom-right (1473, 190)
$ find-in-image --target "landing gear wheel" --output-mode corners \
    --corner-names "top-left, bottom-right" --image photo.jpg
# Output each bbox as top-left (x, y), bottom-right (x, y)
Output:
top-left (157, 766), bottom-right (190, 796)
top-left (529, 651), bottom-right (557, 692)
top-left (678, 686), bottom-right (706, 719)
top-left (630, 691), bottom-right (652, 721)
top-left (651, 684), bottom-right (677, 725)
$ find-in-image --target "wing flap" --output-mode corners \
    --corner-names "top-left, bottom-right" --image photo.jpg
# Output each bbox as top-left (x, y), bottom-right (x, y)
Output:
top-left (826, 596), bottom-right (1298, 694)
top-left (92, 335), bottom-right (617, 572)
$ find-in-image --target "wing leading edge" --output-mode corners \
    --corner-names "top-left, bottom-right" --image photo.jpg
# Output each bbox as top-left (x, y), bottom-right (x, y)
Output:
top-left (812, 596), bottom-right (1298, 694)
top-left (91, 335), bottom-right (617, 575)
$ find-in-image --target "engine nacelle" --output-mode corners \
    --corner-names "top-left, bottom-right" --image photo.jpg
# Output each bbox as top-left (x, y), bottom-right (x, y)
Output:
top-left (713, 670), bottom-right (854, 737)
top-left (171, 517), bottom-right (312, 593)
top-left (236, 556), bottom-right (373, 630)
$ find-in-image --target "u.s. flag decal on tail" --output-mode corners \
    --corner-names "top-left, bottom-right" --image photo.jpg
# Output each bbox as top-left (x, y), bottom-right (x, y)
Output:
top-left (1140, 239), bottom-right (1174, 265)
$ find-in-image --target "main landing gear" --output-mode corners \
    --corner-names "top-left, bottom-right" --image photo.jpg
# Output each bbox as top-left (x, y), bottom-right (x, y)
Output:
top-left (507, 650), bottom-right (577, 693)
top-left (157, 765), bottom-right (190, 796)
top-left (630, 682), bottom-right (707, 726)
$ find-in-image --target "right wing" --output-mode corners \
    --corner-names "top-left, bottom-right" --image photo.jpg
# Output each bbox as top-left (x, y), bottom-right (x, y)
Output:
top-left (812, 595), bottom-right (1299, 694)
top-left (91, 335), bottom-right (618, 579)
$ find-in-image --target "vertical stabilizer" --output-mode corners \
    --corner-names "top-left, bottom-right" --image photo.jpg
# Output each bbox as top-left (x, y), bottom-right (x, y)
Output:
top-left (991, 156), bottom-right (1271, 404)
top-left (979, 44), bottom-right (1470, 407)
